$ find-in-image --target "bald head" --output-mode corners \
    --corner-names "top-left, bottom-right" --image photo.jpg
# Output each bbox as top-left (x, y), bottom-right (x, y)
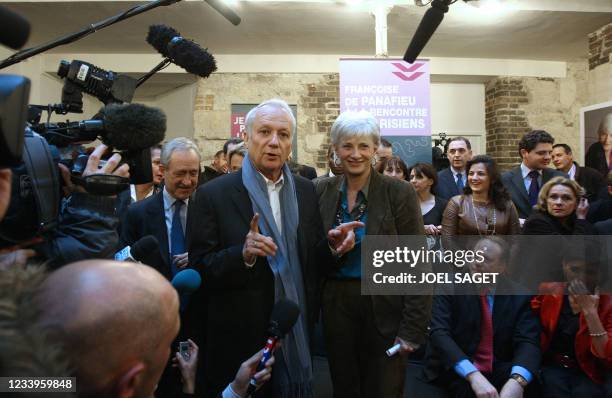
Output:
top-left (36, 260), bottom-right (180, 398)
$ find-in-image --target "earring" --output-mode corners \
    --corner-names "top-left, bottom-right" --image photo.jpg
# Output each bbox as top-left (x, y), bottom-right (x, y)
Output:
top-left (371, 156), bottom-right (377, 167)
top-left (333, 152), bottom-right (341, 166)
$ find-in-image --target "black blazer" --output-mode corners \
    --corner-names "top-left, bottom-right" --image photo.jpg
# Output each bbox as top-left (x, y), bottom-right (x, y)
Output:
top-left (187, 170), bottom-right (331, 398)
top-left (574, 163), bottom-right (604, 202)
top-left (423, 279), bottom-right (541, 382)
top-left (120, 192), bottom-right (171, 279)
top-left (501, 166), bottom-right (566, 219)
top-left (585, 142), bottom-right (609, 176)
top-left (435, 168), bottom-right (463, 201)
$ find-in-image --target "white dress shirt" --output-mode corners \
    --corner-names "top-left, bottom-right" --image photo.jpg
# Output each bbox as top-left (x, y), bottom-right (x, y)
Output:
top-left (450, 166), bottom-right (467, 186)
top-left (520, 162), bottom-right (542, 192)
top-left (162, 187), bottom-right (189, 254)
top-left (259, 172), bottom-right (284, 235)
top-left (568, 163), bottom-right (577, 180)
top-left (129, 184), bottom-right (154, 203)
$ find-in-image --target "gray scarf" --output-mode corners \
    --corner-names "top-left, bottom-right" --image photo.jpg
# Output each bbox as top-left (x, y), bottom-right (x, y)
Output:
top-left (241, 155), bottom-right (312, 397)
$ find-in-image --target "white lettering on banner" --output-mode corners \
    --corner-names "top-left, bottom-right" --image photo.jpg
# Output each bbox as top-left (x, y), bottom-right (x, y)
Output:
top-left (360, 96), bottom-right (417, 106)
top-left (344, 85), bottom-right (399, 94)
top-left (369, 108), bottom-right (429, 117)
top-left (379, 119), bottom-right (426, 129)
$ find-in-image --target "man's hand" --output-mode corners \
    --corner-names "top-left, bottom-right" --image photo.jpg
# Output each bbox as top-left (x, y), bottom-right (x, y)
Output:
top-left (499, 378), bottom-right (524, 398)
top-left (393, 336), bottom-right (418, 355)
top-left (231, 349), bottom-right (275, 397)
top-left (59, 144), bottom-right (130, 195)
top-left (467, 371), bottom-right (499, 398)
top-left (0, 249), bottom-right (37, 270)
top-left (173, 253), bottom-right (189, 270)
top-left (172, 339), bottom-right (199, 394)
top-left (242, 213), bottom-right (278, 265)
top-left (327, 221), bottom-right (365, 256)
top-left (0, 168), bottom-right (11, 221)
top-left (576, 197), bottom-right (589, 220)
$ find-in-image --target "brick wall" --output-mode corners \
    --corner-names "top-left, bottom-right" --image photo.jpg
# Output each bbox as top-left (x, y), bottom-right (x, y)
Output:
top-left (485, 78), bottom-right (530, 170)
top-left (588, 23), bottom-right (612, 71)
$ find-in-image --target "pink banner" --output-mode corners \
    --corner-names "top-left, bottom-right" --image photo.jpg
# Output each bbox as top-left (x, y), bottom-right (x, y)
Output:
top-left (339, 59), bottom-right (431, 137)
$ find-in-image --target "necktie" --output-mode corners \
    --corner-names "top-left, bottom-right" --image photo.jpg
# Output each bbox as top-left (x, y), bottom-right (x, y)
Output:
top-left (528, 170), bottom-right (540, 207)
top-left (170, 200), bottom-right (186, 275)
top-left (473, 293), bottom-right (493, 374)
top-left (456, 173), bottom-right (464, 191)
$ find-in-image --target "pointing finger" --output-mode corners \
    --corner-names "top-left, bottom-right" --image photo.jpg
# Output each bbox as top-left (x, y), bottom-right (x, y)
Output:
top-left (250, 213), bottom-right (260, 234)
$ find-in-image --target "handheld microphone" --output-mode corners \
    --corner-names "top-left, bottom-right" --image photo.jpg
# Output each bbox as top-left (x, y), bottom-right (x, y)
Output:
top-left (403, 0), bottom-right (450, 64)
top-left (386, 343), bottom-right (401, 357)
top-left (247, 299), bottom-right (300, 395)
top-left (0, 5), bottom-right (30, 50)
top-left (115, 235), bottom-right (159, 263)
top-left (146, 25), bottom-right (217, 79)
top-left (171, 269), bottom-right (202, 295)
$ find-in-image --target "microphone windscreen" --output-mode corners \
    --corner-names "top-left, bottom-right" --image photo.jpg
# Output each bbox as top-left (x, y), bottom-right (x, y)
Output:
top-left (131, 235), bottom-right (159, 262)
top-left (0, 6), bottom-right (30, 50)
top-left (403, 6), bottom-right (446, 64)
top-left (270, 299), bottom-right (300, 337)
top-left (168, 37), bottom-right (217, 78)
top-left (146, 25), bottom-right (180, 58)
top-left (98, 103), bottom-right (166, 150)
top-left (171, 269), bottom-right (202, 294)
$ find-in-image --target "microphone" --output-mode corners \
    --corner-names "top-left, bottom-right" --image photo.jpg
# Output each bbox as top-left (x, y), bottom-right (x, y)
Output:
top-left (115, 235), bottom-right (160, 263)
top-left (247, 299), bottom-right (300, 395)
top-left (146, 25), bottom-right (217, 79)
top-left (171, 269), bottom-right (202, 295)
top-left (95, 103), bottom-right (166, 151)
top-left (0, 5), bottom-right (30, 50)
top-left (403, 0), bottom-right (450, 64)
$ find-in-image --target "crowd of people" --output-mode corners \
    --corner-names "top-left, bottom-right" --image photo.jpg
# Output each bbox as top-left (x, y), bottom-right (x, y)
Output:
top-left (0, 98), bottom-right (611, 398)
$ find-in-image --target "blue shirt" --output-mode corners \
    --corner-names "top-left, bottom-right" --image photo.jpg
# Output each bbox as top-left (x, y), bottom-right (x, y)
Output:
top-left (334, 181), bottom-right (368, 279)
top-left (453, 294), bottom-right (533, 383)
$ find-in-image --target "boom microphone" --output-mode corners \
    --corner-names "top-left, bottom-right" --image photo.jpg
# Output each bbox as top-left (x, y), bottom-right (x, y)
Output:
top-left (146, 25), bottom-right (217, 79)
top-left (96, 103), bottom-right (166, 150)
top-left (247, 299), bottom-right (300, 395)
top-left (403, 0), bottom-right (451, 64)
top-left (0, 5), bottom-right (30, 50)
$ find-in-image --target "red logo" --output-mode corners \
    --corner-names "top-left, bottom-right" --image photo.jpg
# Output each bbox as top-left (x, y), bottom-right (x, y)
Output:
top-left (391, 62), bottom-right (424, 81)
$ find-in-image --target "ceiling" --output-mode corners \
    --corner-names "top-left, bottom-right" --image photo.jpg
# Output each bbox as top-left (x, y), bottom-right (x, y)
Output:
top-left (1, 0), bottom-right (611, 61)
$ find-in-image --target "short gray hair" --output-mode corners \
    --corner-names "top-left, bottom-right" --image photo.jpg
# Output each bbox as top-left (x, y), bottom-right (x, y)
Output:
top-left (330, 111), bottom-right (380, 147)
top-left (161, 137), bottom-right (201, 167)
top-left (228, 146), bottom-right (247, 163)
top-left (244, 99), bottom-right (296, 138)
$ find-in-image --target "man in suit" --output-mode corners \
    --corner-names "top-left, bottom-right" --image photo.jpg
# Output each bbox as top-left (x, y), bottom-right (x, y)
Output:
top-left (435, 136), bottom-right (473, 200)
top-left (188, 99), bottom-right (360, 398)
top-left (420, 237), bottom-right (541, 398)
top-left (501, 130), bottom-right (566, 221)
top-left (552, 143), bottom-right (604, 201)
top-left (121, 137), bottom-right (200, 279)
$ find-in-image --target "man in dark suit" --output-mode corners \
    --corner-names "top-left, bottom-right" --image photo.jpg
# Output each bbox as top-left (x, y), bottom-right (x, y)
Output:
top-left (552, 143), bottom-right (604, 201)
top-left (188, 99), bottom-right (360, 398)
top-left (121, 137), bottom-right (201, 278)
top-left (420, 237), bottom-right (541, 398)
top-left (435, 137), bottom-right (472, 200)
top-left (501, 130), bottom-right (566, 221)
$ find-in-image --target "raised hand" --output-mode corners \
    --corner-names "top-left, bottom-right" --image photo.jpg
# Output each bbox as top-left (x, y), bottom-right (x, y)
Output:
top-left (242, 213), bottom-right (278, 265)
top-left (327, 221), bottom-right (365, 256)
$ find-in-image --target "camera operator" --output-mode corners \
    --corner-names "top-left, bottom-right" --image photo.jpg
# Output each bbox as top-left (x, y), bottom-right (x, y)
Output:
top-left (0, 142), bottom-right (129, 269)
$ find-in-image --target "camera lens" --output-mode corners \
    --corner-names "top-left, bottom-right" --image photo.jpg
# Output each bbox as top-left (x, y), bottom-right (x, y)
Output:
top-left (57, 60), bottom-right (70, 78)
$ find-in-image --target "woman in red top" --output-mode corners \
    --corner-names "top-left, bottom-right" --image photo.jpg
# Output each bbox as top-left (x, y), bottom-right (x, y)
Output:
top-left (532, 242), bottom-right (612, 397)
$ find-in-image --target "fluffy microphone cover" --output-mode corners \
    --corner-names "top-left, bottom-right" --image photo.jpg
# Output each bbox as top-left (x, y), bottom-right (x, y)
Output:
top-left (147, 24), bottom-right (217, 78)
top-left (98, 103), bottom-right (166, 150)
top-left (146, 24), bottom-right (180, 59)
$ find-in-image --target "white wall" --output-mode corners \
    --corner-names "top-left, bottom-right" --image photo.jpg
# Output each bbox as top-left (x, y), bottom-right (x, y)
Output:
top-left (431, 82), bottom-right (486, 154)
top-left (136, 83), bottom-right (197, 142)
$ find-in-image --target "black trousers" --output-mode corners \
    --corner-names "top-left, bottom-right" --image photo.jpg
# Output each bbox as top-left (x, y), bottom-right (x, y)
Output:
top-left (322, 279), bottom-right (406, 398)
top-left (541, 364), bottom-right (606, 398)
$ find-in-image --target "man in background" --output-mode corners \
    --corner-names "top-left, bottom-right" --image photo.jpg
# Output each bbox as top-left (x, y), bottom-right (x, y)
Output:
top-left (435, 137), bottom-right (472, 200)
top-left (374, 138), bottom-right (393, 172)
top-left (552, 143), bottom-right (603, 201)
